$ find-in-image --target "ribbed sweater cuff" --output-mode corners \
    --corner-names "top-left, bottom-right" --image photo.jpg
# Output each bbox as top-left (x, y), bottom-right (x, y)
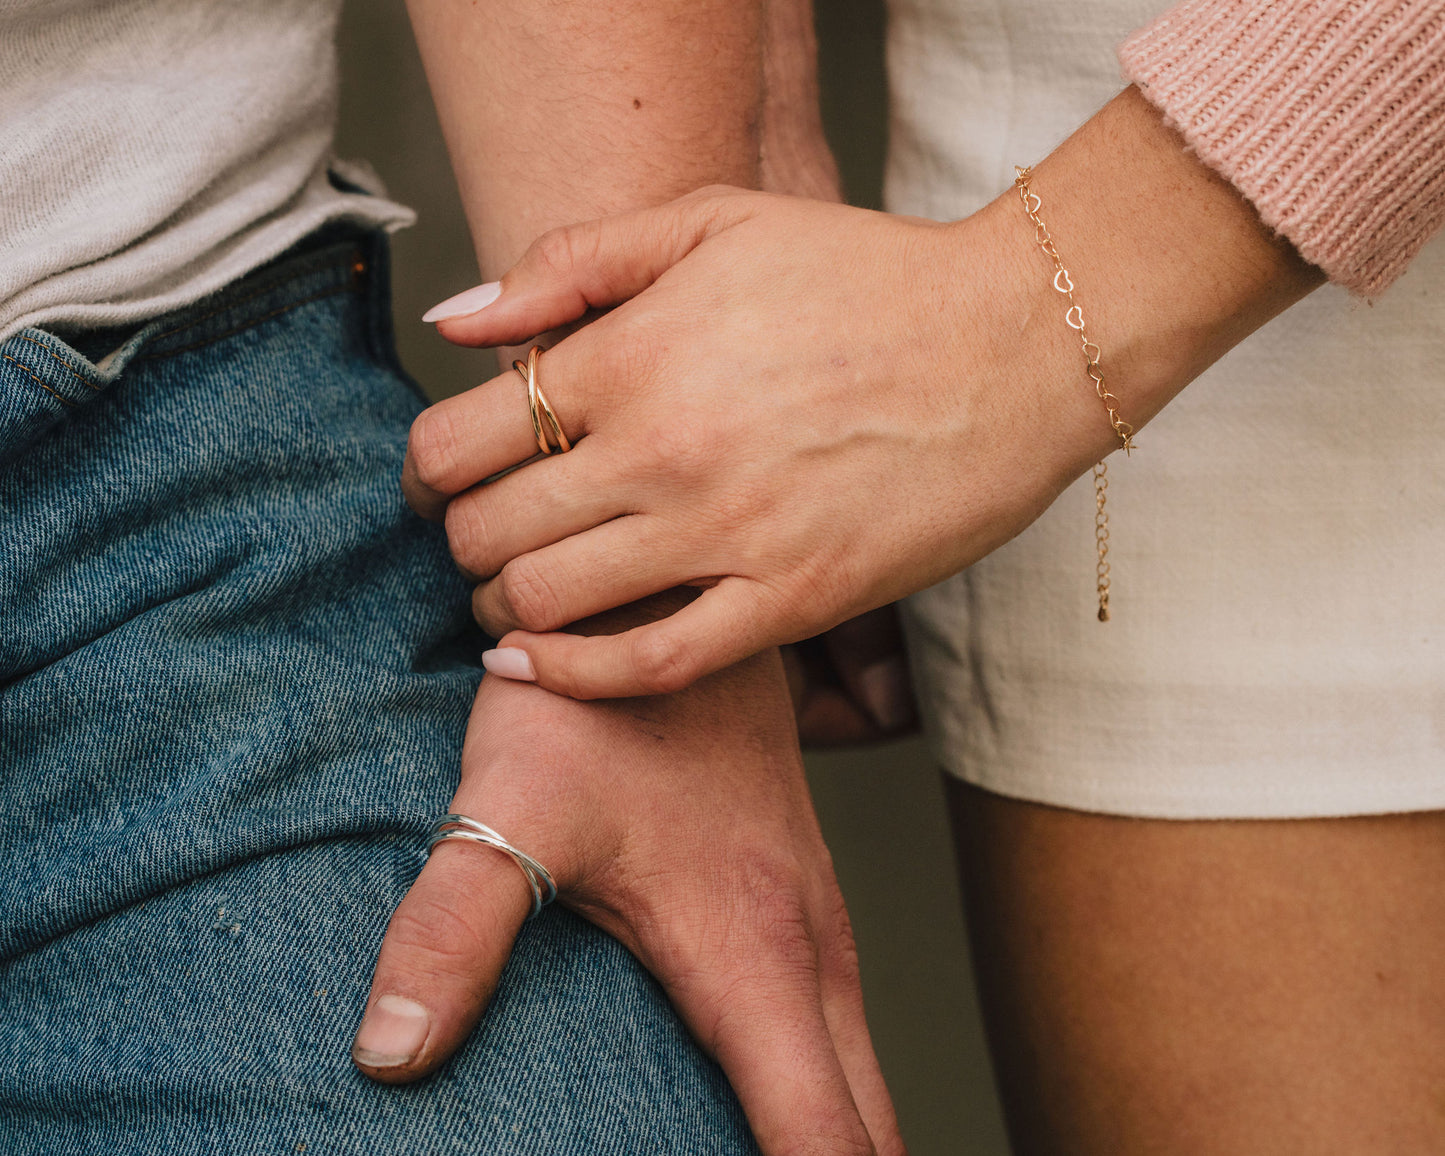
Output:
top-left (1119, 0), bottom-right (1445, 296)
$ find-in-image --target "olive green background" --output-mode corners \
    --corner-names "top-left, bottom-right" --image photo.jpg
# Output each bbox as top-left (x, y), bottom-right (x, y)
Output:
top-left (336, 4), bottom-right (1011, 1151)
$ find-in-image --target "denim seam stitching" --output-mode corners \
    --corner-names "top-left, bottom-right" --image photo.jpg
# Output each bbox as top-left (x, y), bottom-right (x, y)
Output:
top-left (137, 283), bottom-right (360, 362)
top-left (139, 249), bottom-right (362, 351)
top-left (1, 352), bottom-right (74, 407)
top-left (17, 334), bottom-right (101, 391)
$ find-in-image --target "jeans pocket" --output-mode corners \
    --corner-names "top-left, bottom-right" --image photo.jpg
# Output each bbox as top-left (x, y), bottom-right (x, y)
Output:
top-left (0, 325), bottom-right (148, 468)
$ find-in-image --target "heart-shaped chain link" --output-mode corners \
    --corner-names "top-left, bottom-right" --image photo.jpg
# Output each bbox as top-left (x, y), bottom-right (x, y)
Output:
top-left (1014, 165), bottom-right (1137, 621)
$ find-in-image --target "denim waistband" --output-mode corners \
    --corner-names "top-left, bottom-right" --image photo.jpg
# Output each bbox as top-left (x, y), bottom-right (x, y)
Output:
top-left (0, 224), bottom-right (402, 450)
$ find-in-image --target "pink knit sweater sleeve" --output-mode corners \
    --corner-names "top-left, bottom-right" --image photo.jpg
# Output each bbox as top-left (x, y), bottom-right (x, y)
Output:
top-left (1118, 0), bottom-right (1445, 296)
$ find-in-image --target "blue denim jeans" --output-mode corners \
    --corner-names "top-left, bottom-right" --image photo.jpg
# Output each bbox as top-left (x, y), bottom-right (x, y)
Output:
top-left (0, 228), bottom-right (757, 1154)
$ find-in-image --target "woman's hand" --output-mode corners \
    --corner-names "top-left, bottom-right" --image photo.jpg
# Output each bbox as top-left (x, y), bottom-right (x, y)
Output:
top-left (352, 612), bottom-right (903, 1156)
top-left (404, 89), bottom-right (1322, 700)
top-left (405, 189), bottom-right (1072, 698)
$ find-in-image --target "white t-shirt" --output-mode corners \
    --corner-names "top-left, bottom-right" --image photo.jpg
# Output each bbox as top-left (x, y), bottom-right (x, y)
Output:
top-left (0, 0), bottom-right (412, 345)
top-left (887, 0), bottom-right (1445, 817)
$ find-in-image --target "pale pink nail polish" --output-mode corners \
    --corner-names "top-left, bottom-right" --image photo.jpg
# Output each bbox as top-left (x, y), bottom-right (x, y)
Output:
top-left (422, 281), bottom-right (502, 323)
top-left (482, 647), bottom-right (537, 681)
top-left (352, 994), bottom-right (430, 1068)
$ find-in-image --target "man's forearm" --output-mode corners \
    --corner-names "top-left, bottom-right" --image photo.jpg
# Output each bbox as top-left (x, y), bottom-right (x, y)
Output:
top-left (759, 0), bottom-right (840, 201)
top-left (406, 0), bottom-right (767, 279)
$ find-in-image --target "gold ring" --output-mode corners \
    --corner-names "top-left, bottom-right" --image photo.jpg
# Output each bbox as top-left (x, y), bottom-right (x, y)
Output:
top-left (511, 345), bottom-right (572, 455)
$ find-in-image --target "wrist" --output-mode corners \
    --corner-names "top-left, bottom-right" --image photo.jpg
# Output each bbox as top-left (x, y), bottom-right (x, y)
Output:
top-left (980, 86), bottom-right (1326, 478)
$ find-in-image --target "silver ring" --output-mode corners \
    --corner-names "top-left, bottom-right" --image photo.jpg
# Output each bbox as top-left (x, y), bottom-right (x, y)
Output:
top-left (425, 813), bottom-right (557, 920)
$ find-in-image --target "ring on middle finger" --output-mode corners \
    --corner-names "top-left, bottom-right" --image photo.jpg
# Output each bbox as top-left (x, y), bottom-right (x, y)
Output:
top-left (512, 344), bottom-right (572, 456)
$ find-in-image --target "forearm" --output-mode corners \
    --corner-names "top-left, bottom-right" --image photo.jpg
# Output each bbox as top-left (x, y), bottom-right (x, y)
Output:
top-left (759, 0), bottom-right (839, 200)
top-left (406, 0), bottom-right (765, 279)
top-left (1119, 0), bottom-right (1445, 298)
top-left (967, 85), bottom-right (1327, 479)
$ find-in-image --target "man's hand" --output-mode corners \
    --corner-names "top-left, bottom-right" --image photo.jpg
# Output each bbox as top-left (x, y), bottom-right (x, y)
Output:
top-left (351, 621), bottom-right (904, 1156)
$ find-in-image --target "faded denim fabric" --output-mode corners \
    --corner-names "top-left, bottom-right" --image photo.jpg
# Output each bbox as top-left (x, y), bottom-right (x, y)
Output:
top-left (0, 228), bottom-right (757, 1155)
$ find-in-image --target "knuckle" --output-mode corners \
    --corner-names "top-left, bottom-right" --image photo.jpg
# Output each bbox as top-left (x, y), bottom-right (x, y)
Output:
top-left (443, 496), bottom-right (496, 578)
top-left (735, 852), bottom-right (816, 967)
top-left (645, 419), bottom-right (712, 479)
top-left (628, 629), bottom-right (701, 696)
top-left (383, 890), bottom-right (491, 976)
top-left (530, 227), bottom-right (572, 276)
top-left (681, 185), bottom-right (762, 234)
top-left (685, 182), bottom-right (745, 210)
top-left (545, 658), bottom-right (595, 702)
top-left (407, 405), bottom-right (461, 495)
top-left (778, 1118), bottom-right (875, 1156)
top-left (497, 556), bottom-right (564, 632)
top-left (531, 222), bottom-right (598, 280)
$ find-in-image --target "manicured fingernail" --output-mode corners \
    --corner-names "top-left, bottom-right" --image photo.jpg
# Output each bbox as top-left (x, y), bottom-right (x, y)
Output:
top-left (858, 656), bottom-right (914, 732)
top-left (351, 994), bottom-right (430, 1068)
top-left (422, 281), bottom-right (502, 323)
top-left (482, 647), bottom-right (536, 681)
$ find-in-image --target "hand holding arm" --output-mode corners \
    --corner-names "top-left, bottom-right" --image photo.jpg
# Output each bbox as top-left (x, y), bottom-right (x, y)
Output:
top-left (402, 87), bottom-right (1323, 698)
top-left (406, 0), bottom-right (915, 732)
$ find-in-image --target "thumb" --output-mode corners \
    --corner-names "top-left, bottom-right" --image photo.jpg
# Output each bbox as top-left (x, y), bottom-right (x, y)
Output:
top-left (426, 185), bottom-right (764, 347)
top-left (351, 835), bottom-right (535, 1082)
top-left (486, 579), bottom-right (776, 700)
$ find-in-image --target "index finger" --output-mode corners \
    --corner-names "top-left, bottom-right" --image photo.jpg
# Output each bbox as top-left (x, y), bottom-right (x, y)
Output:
top-left (401, 343), bottom-right (592, 522)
